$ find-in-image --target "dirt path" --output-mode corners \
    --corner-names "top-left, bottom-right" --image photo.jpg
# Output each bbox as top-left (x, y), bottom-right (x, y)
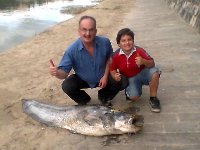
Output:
top-left (0, 0), bottom-right (137, 149)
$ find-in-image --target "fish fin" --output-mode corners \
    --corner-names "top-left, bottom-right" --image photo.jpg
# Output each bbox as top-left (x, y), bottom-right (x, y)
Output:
top-left (84, 116), bottom-right (102, 126)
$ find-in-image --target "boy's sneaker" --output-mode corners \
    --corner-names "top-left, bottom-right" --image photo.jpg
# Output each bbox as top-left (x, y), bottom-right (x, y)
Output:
top-left (149, 97), bottom-right (161, 113)
top-left (126, 95), bottom-right (132, 102)
top-left (125, 91), bottom-right (132, 102)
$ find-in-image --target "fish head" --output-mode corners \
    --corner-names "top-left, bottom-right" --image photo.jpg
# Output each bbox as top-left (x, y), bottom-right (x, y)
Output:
top-left (114, 114), bottom-right (144, 133)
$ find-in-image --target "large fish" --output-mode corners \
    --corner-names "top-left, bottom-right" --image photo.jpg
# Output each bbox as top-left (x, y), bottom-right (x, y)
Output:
top-left (22, 99), bottom-right (143, 136)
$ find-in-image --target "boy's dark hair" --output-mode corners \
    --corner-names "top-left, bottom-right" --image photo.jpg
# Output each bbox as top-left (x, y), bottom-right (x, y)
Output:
top-left (116, 28), bottom-right (135, 44)
top-left (79, 15), bottom-right (96, 28)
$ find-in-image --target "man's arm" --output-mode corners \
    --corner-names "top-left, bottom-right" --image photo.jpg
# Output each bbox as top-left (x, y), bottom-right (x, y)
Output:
top-left (49, 59), bottom-right (69, 79)
top-left (104, 58), bottom-right (111, 77)
top-left (98, 58), bottom-right (110, 88)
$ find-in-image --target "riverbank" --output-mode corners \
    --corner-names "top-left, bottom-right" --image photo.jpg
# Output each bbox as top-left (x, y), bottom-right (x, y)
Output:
top-left (0, 0), bottom-right (136, 149)
top-left (0, 0), bottom-right (99, 52)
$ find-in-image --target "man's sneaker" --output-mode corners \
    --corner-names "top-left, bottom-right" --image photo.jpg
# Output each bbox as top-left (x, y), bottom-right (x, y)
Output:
top-left (77, 102), bottom-right (87, 106)
top-left (98, 96), bottom-right (112, 107)
top-left (149, 97), bottom-right (161, 113)
top-left (100, 99), bottom-right (112, 107)
top-left (105, 101), bottom-right (113, 107)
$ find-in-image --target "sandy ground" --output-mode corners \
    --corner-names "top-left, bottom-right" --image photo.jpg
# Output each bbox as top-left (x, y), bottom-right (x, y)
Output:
top-left (0, 0), bottom-right (138, 149)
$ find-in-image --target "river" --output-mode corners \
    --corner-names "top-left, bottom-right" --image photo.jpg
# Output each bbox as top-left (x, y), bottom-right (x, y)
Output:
top-left (0, 0), bottom-right (101, 52)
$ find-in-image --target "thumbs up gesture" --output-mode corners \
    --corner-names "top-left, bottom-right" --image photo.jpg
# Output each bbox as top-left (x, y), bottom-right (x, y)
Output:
top-left (135, 53), bottom-right (142, 67)
top-left (49, 59), bottom-right (55, 67)
top-left (49, 59), bottom-right (58, 76)
top-left (114, 69), bottom-right (121, 82)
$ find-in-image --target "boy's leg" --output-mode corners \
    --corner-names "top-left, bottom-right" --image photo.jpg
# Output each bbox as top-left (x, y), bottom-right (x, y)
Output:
top-left (149, 72), bottom-right (160, 97)
top-left (126, 67), bottom-right (161, 112)
top-left (147, 68), bottom-right (161, 113)
top-left (125, 75), bottom-right (142, 101)
top-left (62, 74), bottom-right (91, 105)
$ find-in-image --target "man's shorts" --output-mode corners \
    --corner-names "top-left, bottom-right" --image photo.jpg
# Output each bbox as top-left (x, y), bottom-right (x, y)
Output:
top-left (125, 67), bottom-right (160, 98)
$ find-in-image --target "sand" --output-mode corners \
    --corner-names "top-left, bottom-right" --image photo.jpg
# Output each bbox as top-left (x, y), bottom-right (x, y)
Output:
top-left (0, 0), bottom-right (137, 149)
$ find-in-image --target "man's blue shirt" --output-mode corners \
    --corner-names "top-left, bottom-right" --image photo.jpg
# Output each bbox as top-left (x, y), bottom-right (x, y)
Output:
top-left (58, 36), bottom-right (113, 88)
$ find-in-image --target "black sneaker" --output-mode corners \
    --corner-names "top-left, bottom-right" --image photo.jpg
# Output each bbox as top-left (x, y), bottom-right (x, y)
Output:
top-left (98, 96), bottom-right (112, 107)
top-left (98, 96), bottom-right (106, 104)
top-left (149, 97), bottom-right (161, 113)
top-left (77, 101), bottom-right (87, 105)
top-left (105, 101), bottom-right (112, 107)
top-left (101, 99), bottom-right (113, 107)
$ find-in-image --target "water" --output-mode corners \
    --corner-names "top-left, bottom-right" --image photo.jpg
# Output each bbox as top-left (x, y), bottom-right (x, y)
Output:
top-left (0, 0), bottom-right (101, 52)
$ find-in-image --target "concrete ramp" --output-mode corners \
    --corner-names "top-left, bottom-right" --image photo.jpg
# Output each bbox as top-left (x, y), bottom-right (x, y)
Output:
top-left (121, 0), bottom-right (200, 149)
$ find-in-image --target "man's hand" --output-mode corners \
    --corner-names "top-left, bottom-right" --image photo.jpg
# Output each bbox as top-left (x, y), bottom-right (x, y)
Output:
top-left (49, 59), bottom-right (58, 77)
top-left (98, 75), bottom-right (108, 88)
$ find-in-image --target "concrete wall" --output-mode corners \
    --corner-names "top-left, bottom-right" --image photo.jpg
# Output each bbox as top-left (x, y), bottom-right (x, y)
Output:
top-left (165, 0), bottom-right (200, 33)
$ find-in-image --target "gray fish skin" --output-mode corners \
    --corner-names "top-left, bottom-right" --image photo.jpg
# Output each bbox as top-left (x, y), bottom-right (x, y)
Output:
top-left (22, 99), bottom-right (143, 136)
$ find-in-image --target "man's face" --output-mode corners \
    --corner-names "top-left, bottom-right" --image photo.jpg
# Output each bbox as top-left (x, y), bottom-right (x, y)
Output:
top-left (78, 18), bottom-right (97, 44)
top-left (118, 35), bottom-right (134, 51)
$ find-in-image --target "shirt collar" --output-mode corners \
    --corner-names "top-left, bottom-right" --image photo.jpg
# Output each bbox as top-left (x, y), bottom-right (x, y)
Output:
top-left (77, 38), bottom-right (84, 51)
top-left (78, 37), bottom-right (97, 51)
top-left (119, 46), bottom-right (136, 56)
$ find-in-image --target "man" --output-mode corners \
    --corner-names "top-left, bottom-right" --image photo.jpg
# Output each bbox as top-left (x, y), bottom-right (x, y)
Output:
top-left (49, 16), bottom-right (126, 105)
top-left (110, 28), bottom-right (161, 112)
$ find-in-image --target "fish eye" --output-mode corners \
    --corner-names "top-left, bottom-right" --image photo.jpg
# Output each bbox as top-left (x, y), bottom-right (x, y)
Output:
top-left (132, 118), bottom-right (136, 124)
top-left (131, 115), bottom-right (144, 127)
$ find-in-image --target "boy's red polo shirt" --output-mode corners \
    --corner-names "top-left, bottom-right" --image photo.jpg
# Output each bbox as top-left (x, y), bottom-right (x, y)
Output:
top-left (110, 46), bottom-right (153, 77)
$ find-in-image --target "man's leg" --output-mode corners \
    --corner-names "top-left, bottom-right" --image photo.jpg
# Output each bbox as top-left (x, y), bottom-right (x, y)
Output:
top-left (98, 75), bottom-right (128, 105)
top-left (62, 74), bottom-right (90, 105)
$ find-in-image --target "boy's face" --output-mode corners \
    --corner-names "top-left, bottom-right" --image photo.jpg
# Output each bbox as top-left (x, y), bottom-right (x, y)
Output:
top-left (118, 35), bottom-right (134, 51)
